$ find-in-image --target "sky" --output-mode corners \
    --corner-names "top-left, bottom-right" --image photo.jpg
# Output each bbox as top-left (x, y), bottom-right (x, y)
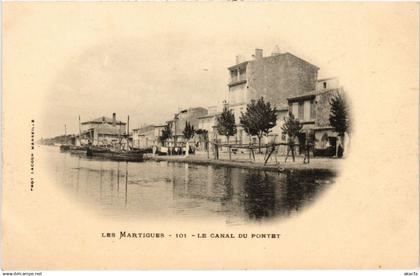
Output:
top-left (5, 3), bottom-right (417, 138)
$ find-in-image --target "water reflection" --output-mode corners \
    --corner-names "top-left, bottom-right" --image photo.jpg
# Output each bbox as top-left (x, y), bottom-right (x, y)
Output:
top-left (243, 171), bottom-right (277, 220)
top-left (44, 146), bottom-right (334, 224)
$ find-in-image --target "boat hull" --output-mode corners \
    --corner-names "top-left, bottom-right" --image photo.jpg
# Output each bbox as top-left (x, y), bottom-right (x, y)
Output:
top-left (59, 145), bottom-right (71, 152)
top-left (87, 147), bottom-right (144, 162)
top-left (68, 145), bottom-right (89, 155)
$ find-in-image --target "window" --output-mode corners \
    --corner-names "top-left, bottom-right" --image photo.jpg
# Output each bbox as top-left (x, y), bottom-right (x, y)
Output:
top-left (323, 82), bottom-right (327, 89)
top-left (298, 101), bottom-right (304, 120)
top-left (310, 100), bottom-right (316, 119)
top-left (239, 68), bottom-right (246, 81)
top-left (292, 103), bottom-right (299, 118)
top-left (230, 69), bottom-right (238, 82)
top-left (304, 101), bottom-right (311, 121)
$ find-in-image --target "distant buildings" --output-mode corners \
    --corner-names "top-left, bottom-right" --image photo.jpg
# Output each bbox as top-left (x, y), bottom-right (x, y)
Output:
top-left (81, 113), bottom-right (127, 146)
top-left (169, 107), bottom-right (208, 146)
top-left (69, 47), bottom-right (345, 156)
top-left (132, 125), bottom-right (166, 149)
top-left (197, 105), bottom-right (224, 140)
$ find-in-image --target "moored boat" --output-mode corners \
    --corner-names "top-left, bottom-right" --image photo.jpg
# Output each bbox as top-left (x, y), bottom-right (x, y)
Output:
top-left (68, 145), bottom-right (89, 154)
top-left (87, 146), bottom-right (144, 162)
top-left (59, 144), bottom-right (71, 152)
top-left (86, 146), bottom-right (110, 156)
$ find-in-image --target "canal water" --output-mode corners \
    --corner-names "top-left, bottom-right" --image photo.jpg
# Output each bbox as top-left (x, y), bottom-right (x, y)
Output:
top-left (43, 146), bottom-right (335, 224)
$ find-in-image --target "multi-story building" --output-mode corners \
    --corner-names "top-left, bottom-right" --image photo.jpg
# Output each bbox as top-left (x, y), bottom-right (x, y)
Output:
top-left (132, 124), bottom-right (166, 149)
top-left (227, 48), bottom-right (319, 144)
top-left (170, 107), bottom-right (208, 146)
top-left (287, 83), bottom-right (344, 155)
top-left (81, 113), bottom-right (127, 146)
top-left (197, 105), bottom-right (224, 140)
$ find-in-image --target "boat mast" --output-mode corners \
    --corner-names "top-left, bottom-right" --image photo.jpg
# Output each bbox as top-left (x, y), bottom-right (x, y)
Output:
top-left (64, 124), bottom-right (67, 145)
top-left (127, 115), bottom-right (130, 150)
top-left (118, 117), bottom-right (121, 150)
top-left (78, 115), bottom-right (81, 145)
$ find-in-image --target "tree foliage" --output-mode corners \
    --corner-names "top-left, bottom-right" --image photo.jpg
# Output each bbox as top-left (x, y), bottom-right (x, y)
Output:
top-left (329, 93), bottom-right (350, 136)
top-left (240, 97), bottom-right (277, 151)
top-left (216, 107), bottom-right (237, 140)
top-left (159, 123), bottom-right (172, 144)
top-left (183, 121), bottom-right (195, 140)
top-left (281, 112), bottom-right (302, 144)
top-left (195, 128), bottom-right (208, 140)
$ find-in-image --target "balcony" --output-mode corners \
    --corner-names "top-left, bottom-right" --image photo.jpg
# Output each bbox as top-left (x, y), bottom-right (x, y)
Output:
top-left (228, 75), bottom-right (247, 87)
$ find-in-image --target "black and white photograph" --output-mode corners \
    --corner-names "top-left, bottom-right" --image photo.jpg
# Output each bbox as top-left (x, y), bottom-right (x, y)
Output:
top-left (1, 2), bottom-right (418, 271)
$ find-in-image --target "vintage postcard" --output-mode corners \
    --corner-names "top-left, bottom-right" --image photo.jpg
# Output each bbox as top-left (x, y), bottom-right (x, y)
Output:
top-left (1, 2), bottom-right (419, 270)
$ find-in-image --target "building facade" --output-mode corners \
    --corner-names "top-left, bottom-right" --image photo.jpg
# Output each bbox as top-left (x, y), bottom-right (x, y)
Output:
top-left (170, 107), bottom-right (208, 146)
top-left (132, 125), bottom-right (166, 149)
top-left (316, 77), bottom-right (340, 91)
top-left (287, 86), bottom-right (343, 155)
top-left (227, 48), bottom-right (319, 144)
top-left (81, 113), bottom-right (127, 146)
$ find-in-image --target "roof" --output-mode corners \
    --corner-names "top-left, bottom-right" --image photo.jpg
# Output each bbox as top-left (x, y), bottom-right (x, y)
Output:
top-left (82, 116), bottom-right (125, 125)
top-left (132, 125), bottom-right (155, 133)
top-left (287, 88), bottom-right (339, 102)
top-left (284, 52), bottom-right (319, 70)
top-left (287, 92), bottom-right (318, 102)
top-left (86, 124), bottom-right (127, 135)
top-left (317, 77), bottom-right (338, 82)
top-left (228, 61), bottom-right (249, 70)
top-left (133, 124), bottom-right (167, 132)
top-left (177, 107), bottom-right (208, 114)
top-left (227, 52), bottom-right (319, 71)
top-left (198, 112), bottom-right (222, 119)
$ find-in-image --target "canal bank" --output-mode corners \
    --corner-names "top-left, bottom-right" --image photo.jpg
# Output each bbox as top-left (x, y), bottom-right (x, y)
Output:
top-left (144, 152), bottom-right (340, 174)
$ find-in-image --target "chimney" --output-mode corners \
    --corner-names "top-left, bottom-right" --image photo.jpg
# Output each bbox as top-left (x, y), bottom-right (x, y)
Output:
top-left (255, 48), bottom-right (263, 60)
top-left (271, 45), bottom-right (282, 56)
top-left (112, 113), bottom-right (116, 126)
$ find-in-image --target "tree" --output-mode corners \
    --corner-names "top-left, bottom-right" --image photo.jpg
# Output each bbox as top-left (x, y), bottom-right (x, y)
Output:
top-left (182, 122), bottom-right (195, 156)
top-left (159, 123), bottom-right (172, 146)
top-left (240, 97), bottom-right (277, 153)
top-left (195, 128), bottom-right (209, 144)
top-left (195, 128), bottom-right (209, 156)
top-left (195, 128), bottom-right (208, 137)
top-left (329, 92), bottom-right (351, 157)
top-left (183, 121), bottom-right (195, 140)
top-left (281, 111), bottom-right (302, 162)
top-left (281, 112), bottom-right (302, 140)
top-left (216, 107), bottom-right (237, 144)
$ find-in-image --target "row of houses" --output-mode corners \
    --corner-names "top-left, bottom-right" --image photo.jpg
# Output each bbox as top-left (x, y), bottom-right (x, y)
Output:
top-left (80, 48), bottom-right (343, 154)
